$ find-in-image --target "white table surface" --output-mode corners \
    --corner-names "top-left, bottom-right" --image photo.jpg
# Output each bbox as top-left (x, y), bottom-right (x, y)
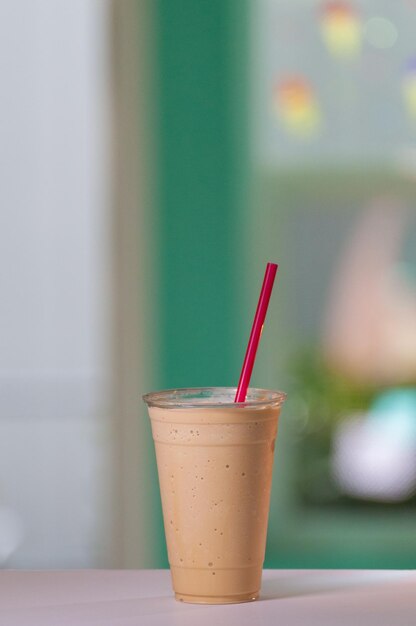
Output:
top-left (0, 569), bottom-right (414, 626)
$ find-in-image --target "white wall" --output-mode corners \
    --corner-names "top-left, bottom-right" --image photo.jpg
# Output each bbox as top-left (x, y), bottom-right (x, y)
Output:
top-left (0, 0), bottom-right (113, 567)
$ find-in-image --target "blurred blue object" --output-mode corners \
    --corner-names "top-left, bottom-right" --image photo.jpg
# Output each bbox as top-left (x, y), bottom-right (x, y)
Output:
top-left (370, 388), bottom-right (416, 442)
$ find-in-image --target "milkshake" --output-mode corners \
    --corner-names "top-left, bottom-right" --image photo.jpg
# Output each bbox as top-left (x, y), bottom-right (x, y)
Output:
top-left (143, 387), bottom-right (286, 604)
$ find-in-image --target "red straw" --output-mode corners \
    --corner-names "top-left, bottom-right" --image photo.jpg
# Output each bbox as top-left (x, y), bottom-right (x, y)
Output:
top-left (234, 262), bottom-right (278, 402)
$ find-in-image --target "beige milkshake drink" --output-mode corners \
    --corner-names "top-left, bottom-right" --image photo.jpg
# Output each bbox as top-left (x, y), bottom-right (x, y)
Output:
top-left (143, 387), bottom-right (286, 604)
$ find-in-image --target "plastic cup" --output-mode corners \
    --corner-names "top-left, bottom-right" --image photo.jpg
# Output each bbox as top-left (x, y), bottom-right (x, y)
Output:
top-left (143, 387), bottom-right (286, 604)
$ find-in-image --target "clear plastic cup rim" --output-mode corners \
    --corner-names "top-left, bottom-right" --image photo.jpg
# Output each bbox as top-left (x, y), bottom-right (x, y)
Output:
top-left (143, 387), bottom-right (287, 409)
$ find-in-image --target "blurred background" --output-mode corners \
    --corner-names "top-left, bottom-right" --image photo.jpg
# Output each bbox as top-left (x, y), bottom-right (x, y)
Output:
top-left (1, 0), bottom-right (415, 570)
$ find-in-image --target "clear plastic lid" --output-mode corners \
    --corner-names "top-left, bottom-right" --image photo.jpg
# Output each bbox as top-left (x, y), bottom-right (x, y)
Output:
top-left (143, 387), bottom-right (286, 409)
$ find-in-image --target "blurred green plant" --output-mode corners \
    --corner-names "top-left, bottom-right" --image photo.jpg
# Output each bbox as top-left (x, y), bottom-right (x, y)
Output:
top-left (291, 350), bottom-right (375, 433)
top-left (288, 350), bottom-right (413, 507)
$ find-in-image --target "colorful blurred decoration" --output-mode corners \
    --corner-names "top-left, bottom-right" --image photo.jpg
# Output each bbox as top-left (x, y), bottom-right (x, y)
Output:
top-left (323, 199), bottom-right (416, 386)
top-left (332, 390), bottom-right (416, 502)
top-left (402, 57), bottom-right (416, 122)
top-left (273, 76), bottom-right (321, 138)
top-left (292, 199), bottom-right (416, 509)
top-left (320, 2), bottom-right (362, 60)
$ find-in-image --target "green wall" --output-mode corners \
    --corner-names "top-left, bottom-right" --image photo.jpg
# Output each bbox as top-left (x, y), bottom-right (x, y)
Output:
top-left (155, 0), bottom-right (249, 390)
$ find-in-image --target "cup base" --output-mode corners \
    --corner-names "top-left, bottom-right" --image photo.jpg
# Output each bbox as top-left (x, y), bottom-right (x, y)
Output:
top-left (175, 591), bottom-right (259, 604)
